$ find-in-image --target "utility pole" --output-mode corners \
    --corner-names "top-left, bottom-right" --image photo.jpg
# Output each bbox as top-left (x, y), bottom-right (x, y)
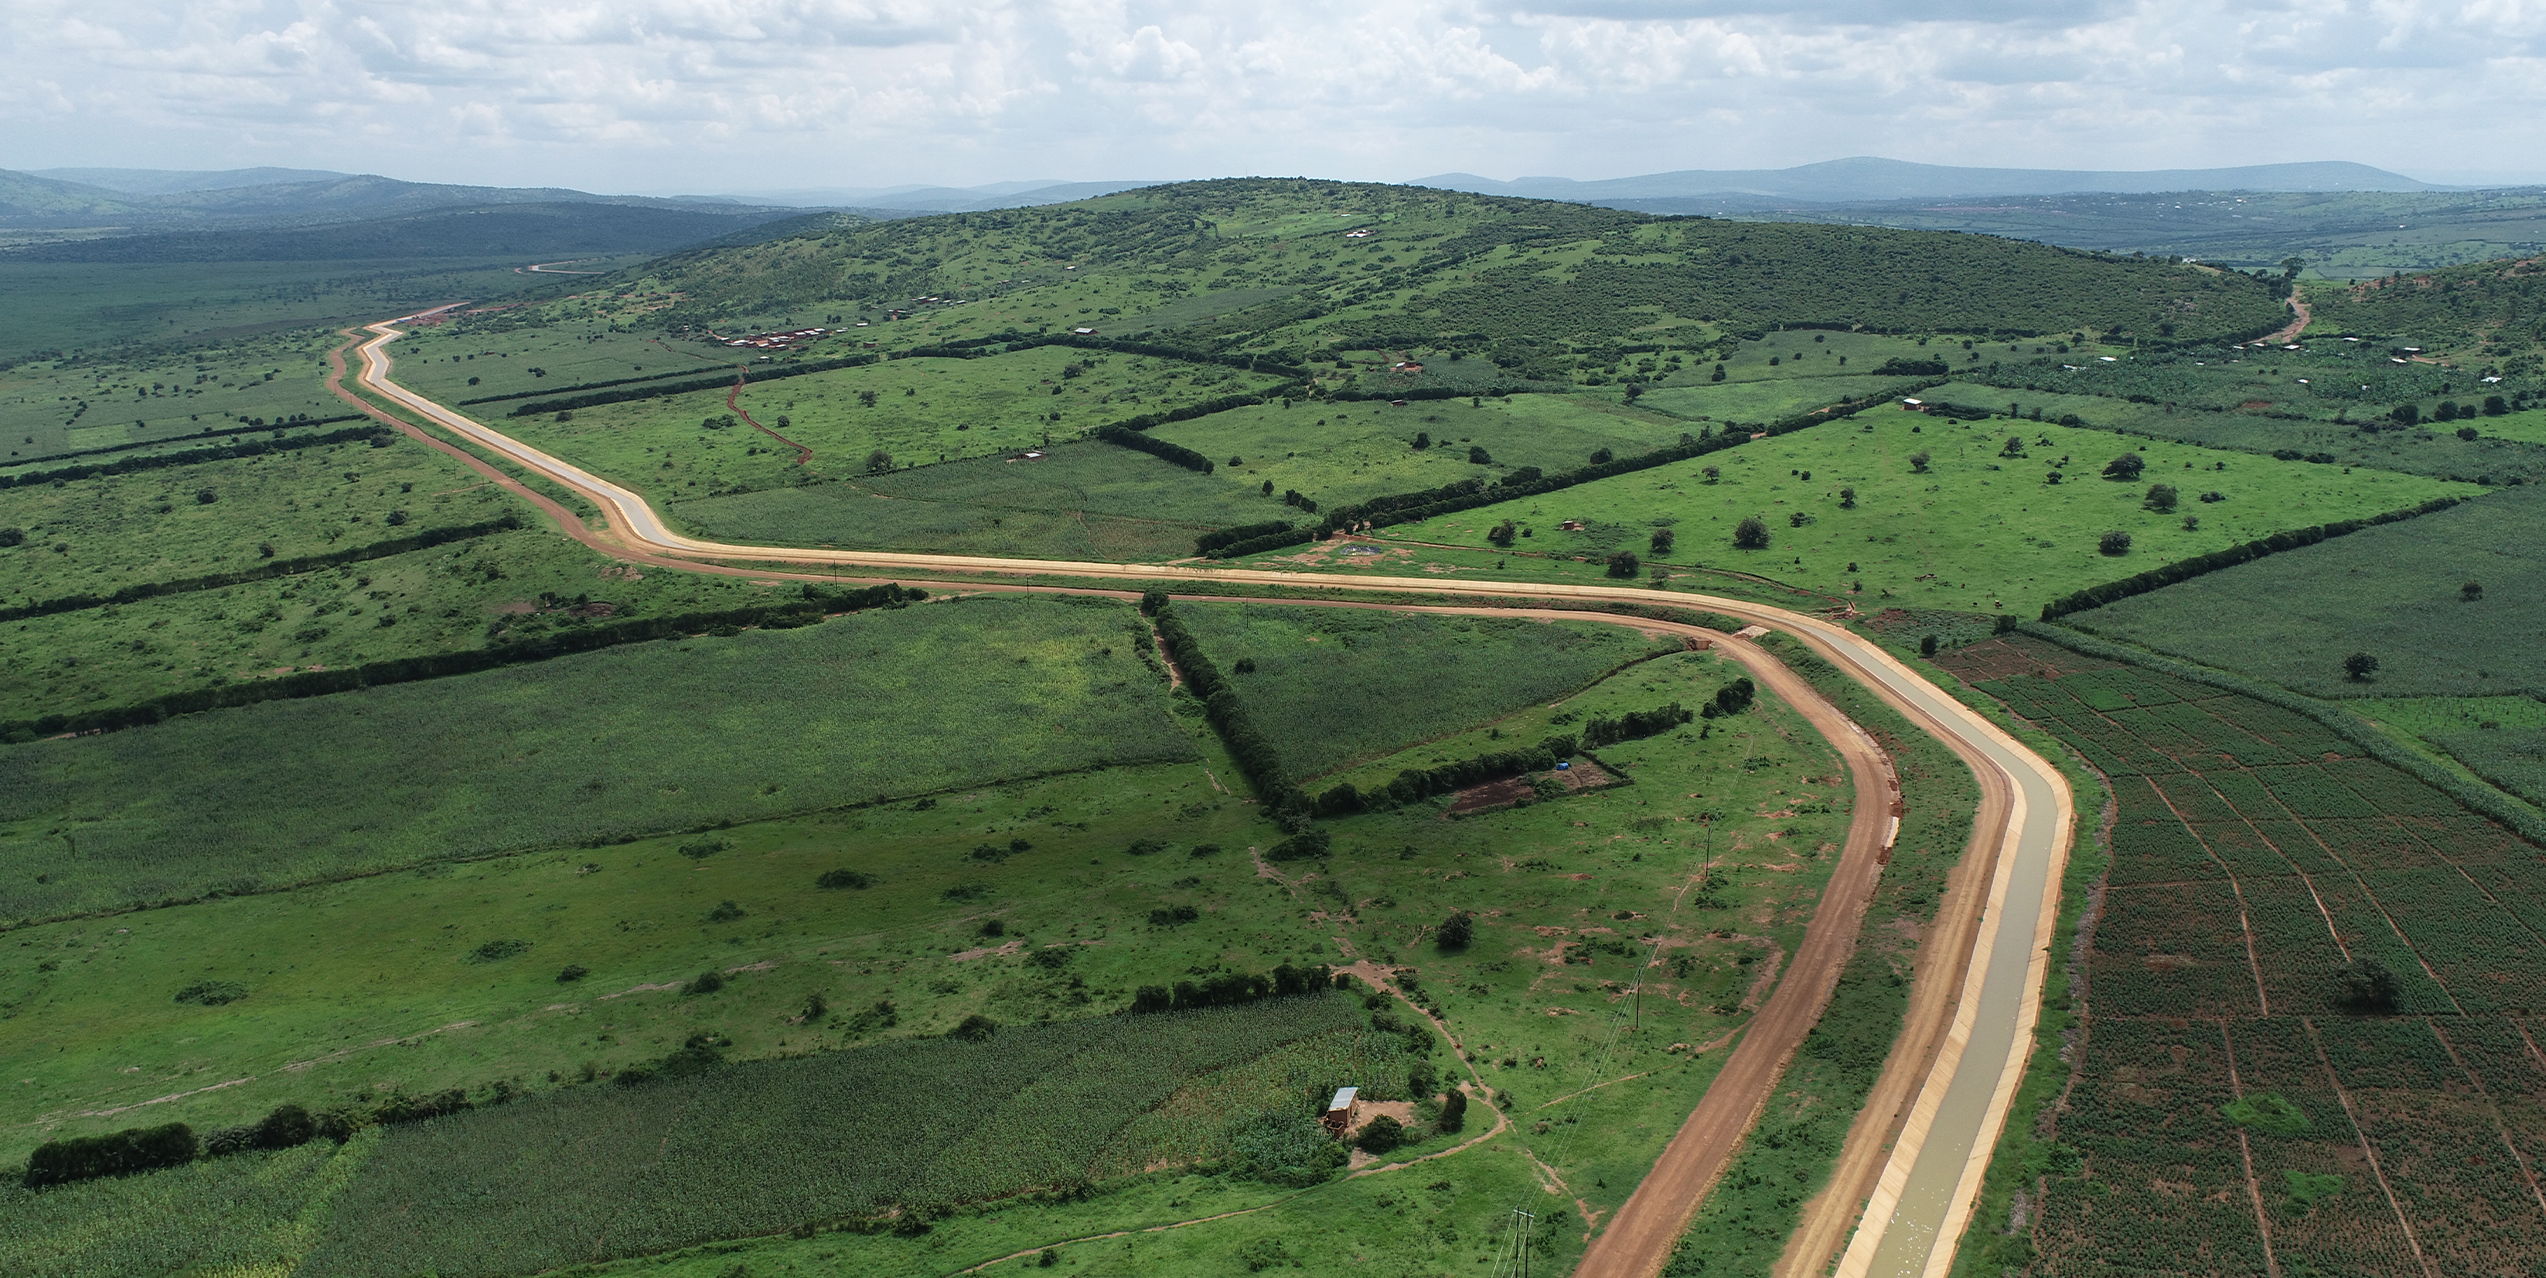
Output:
top-left (1511, 1208), bottom-right (1537, 1278)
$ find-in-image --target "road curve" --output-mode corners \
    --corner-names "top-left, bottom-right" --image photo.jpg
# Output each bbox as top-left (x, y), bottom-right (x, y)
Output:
top-left (349, 319), bottom-right (2076, 1277)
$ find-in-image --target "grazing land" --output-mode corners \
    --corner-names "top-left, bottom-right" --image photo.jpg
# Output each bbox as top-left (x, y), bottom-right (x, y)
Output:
top-left (1939, 634), bottom-right (2546, 1277)
top-left (0, 594), bottom-right (1193, 919)
top-left (2062, 482), bottom-right (2546, 698)
top-left (670, 439), bottom-right (1275, 560)
top-left (1332, 409), bottom-right (2473, 614)
top-left (1169, 603), bottom-right (1673, 779)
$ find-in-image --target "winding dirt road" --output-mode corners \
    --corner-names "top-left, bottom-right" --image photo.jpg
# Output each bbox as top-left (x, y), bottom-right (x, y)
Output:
top-left (334, 317), bottom-right (2076, 1278)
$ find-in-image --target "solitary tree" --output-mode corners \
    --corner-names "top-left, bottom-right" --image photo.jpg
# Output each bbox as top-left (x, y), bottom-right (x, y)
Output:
top-left (1467, 445), bottom-right (1492, 465)
top-left (2334, 957), bottom-right (2400, 1012)
top-left (1606, 550), bottom-right (1641, 578)
top-left (2458, 426), bottom-right (2480, 441)
top-left (2463, 581), bottom-right (2485, 601)
top-left (1920, 634), bottom-right (1939, 657)
top-left (1438, 1087), bottom-right (1469, 1132)
top-left (2099, 530), bottom-right (2133, 555)
top-left (1649, 527), bottom-right (1676, 555)
top-left (1588, 447), bottom-right (1614, 464)
top-left (1838, 486), bottom-right (1857, 509)
top-left (2343, 651), bottom-right (2380, 681)
top-left (1700, 465), bottom-right (1722, 483)
top-left (1487, 519), bottom-right (1518, 548)
top-left (2104, 453), bottom-right (2146, 481)
top-left (1412, 431), bottom-right (1430, 450)
top-left (864, 449), bottom-right (894, 474)
top-left (1437, 911), bottom-right (1473, 949)
top-left (2001, 435), bottom-right (2026, 457)
top-left (1356, 1114), bottom-right (1407, 1154)
top-left (1908, 450), bottom-right (1932, 474)
top-left (1733, 516), bottom-right (1772, 550)
top-left (2145, 483), bottom-right (2179, 512)
top-left (2182, 514), bottom-right (2201, 531)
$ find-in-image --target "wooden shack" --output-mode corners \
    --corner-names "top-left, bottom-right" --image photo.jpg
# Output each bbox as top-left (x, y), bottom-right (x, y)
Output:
top-left (1321, 1086), bottom-right (1360, 1136)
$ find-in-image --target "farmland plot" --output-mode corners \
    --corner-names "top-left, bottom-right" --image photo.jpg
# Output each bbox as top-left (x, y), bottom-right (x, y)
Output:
top-left (1941, 634), bottom-right (2546, 1274)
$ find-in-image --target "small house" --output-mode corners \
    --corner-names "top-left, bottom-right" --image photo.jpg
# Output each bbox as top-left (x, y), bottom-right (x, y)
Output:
top-left (1322, 1087), bottom-right (1360, 1135)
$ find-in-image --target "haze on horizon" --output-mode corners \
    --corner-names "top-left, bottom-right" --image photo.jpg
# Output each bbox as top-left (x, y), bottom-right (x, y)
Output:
top-left (2, 0), bottom-right (2542, 197)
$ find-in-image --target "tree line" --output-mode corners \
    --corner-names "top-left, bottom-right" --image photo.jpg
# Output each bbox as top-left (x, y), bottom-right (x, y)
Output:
top-left (505, 354), bottom-right (878, 418)
top-left (1145, 592), bottom-right (1313, 824)
top-left (1127, 963), bottom-right (1344, 1013)
top-left (1193, 519), bottom-right (1295, 556)
top-left (1093, 424), bottom-right (1216, 474)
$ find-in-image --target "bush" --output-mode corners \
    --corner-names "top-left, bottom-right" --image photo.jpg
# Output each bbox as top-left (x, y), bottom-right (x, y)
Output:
top-left (557, 964), bottom-right (590, 983)
top-left (2144, 483), bottom-right (2179, 512)
top-left (678, 838), bottom-right (728, 859)
top-left (25, 1122), bottom-right (199, 1187)
top-left (1149, 905), bottom-right (1202, 926)
top-left (949, 1014), bottom-right (999, 1041)
top-left (2099, 530), bottom-right (2133, 556)
top-left (2104, 452), bottom-right (2146, 480)
top-left (174, 980), bottom-right (248, 1005)
top-left (817, 868), bottom-right (877, 890)
top-left (1355, 1114), bottom-right (1407, 1155)
top-left (1649, 527), bottom-right (1675, 555)
top-left (1439, 1088), bottom-right (1468, 1132)
top-left (1605, 550), bottom-right (1641, 578)
top-left (1732, 516), bottom-right (1771, 550)
top-left (685, 970), bottom-right (726, 996)
top-left (2343, 651), bottom-right (2380, 681)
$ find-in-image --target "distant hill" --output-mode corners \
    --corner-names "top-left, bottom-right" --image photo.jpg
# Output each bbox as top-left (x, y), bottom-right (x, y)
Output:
top-left (0, 167), bottom-right (775, 231)
top-left (1413, 158), bottom-right (2444, 204)
top-left (1, 201), bottom-right (814, 264)
top-left (27, 166), bottom-right (363, 195)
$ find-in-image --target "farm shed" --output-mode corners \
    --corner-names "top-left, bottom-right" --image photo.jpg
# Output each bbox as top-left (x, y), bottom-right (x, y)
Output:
top-left (1321, 1086), bottom-right (1360, 1136)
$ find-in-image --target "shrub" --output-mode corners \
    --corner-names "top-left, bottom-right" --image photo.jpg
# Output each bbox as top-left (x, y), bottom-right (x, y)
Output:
top-left (817, 868), bottom-right (876, 890)
top-left (1649, 527), bottom-right (1675, 555)
top-left (2343, 651), bottom-right (2380, 681)
top-left (1732, 516), bottom-right (1770, 550)
top-left (949, 1014), bottom-right (999, 1041)
top-left (2099, 530), bottom-right (2133, 556)
top-left (1355, 1114), bottom-right (1407, 1155)
top-left (557, 964), bottom-right (590, 983)
top-left (0, 526), bottom-right (23, 547)
top-left (174, 980), bottom-right (248, 1005)
top-left (705, 900), bottom-right (746, 922)
top-left (2463, 581), bottom-right (2485, 601)
top-left (1126, 837), bottom-right (1169, 856)
top-left (2104, 452), bottom-right (2145, 480)
top-left (1921, 634), bottom-right (1940, 657)
top-left (2144, 483), bottom-right (2179, 512)
top-left (1439, 1087), bottom-right (1468, 1132)
top-left (685, 970), bottom-right (726, 996)
top-left (25, 1122), bottom-right (198, 1187)
top-left (1907, 450), bottom-right (1931, 474)
top-left (1149, 905), bottom-right (1202, 926)
top-left (678, 838), bottom-right (728, 859)
top-left (1488, 519), bottom-right (1518, 547)
top-left (1605, 550), bottom-right (1641, 578)
top-left (466, 939), bottom-right (531, 963)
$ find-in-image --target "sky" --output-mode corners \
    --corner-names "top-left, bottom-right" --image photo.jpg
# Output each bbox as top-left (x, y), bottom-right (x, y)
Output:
top-left (3, 0), bottom-right (2543, 194)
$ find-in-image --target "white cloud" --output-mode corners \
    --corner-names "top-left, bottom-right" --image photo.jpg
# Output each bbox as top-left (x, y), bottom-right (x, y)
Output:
top-left (0, 0), bottom-right (2537, 190)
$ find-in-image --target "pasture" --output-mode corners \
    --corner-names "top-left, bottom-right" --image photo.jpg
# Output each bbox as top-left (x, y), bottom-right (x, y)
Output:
top-left (0, 324), bottom-right (352, 466)
top-left (0, 258), bottom-right (547, 367)
top-left (1, 624), bottom-right (1850, 1275)
top-left (1167, 602), bottom-right (1671, 779)
top-left (1333, 410), bottom-right (2475, 615)
top-left (490, 346), bottom-right (1292, 508)
top-left (0, 431), bottom-right (517, 605)
top-left (0, 524), bottom-right (782, 726)
top-left (1942, 635), bottom-right (2546, 1275)
top-left (2061, 483), bottom-right (2543, 697)
top-left (670, 439), bottom-right (1275, 560)
top-left (0, 593), bottom-right (1194, 919)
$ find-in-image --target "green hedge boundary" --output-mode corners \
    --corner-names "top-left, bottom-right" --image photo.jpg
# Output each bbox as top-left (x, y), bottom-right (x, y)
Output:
top-left (0, 515), bottom-right (527, 624)
top-left (2039, 496), bottom-right (2465, 620)
top-left (1148, 599), bottom-right (1309, 817)
top-left (2015, 620), bottom-right (2546, 846)
top-left (1092, 424), bottom-right (1215, 474)
top-left (506, 354), bottom-right (879, 417)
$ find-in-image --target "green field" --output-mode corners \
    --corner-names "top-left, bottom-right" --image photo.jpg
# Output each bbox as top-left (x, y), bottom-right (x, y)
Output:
top-left (0, 325), bottom-right (353, 466)
top-left (1169, 603), bottom-right (1671, 779)
top-left (0, 594), bottom-right (1194, 919)
top-left (485, 345), bottom-right (1292, 511)
top-left (0, 524), bottom-right (786, 726)
top-left (671, 439), bottom-right (1278, 559)
top-left (1151, 392), bottom-right (1691, 509)
top-left (1327, 411), bottom-right (2474, 614)
top-left (388, 318), bottom-right (736, 407)
top-left (0, 430), bottom-right (517, 604)
top-left (2063, 483), bottom-right (2544, 697)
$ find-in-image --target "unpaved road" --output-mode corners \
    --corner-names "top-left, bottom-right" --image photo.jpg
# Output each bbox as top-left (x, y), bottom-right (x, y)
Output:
top-left (339, 318), bottom-right (2076, 1278)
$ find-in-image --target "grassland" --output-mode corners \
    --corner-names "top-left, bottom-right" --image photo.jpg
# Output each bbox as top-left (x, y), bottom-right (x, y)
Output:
top-left (0, 524), bottom-right (788, 726)
top-left (671, 440), bottom-right (1279, 560)
top-left (0, 430), bottom-right (517, 603)
top-left (3, 631), bottom-right (1855, 1278)
top-left (387, 317), bottom-right (736, 406)
top-left (0, 325), bottom-right (354, 466)
top-left (2063, 483), bottom-right (2544, 697)
top-left (487, 346), bottom-right (1291, 512)
top-left (1324, 410), bottom-right (2475, 614)
top-left (1168, 603), bottom-right (1672, 779)
top-left (0, 594), bottom-right (1195, 919)
top-left (1938, 634), bottom-right (2546, 1276)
